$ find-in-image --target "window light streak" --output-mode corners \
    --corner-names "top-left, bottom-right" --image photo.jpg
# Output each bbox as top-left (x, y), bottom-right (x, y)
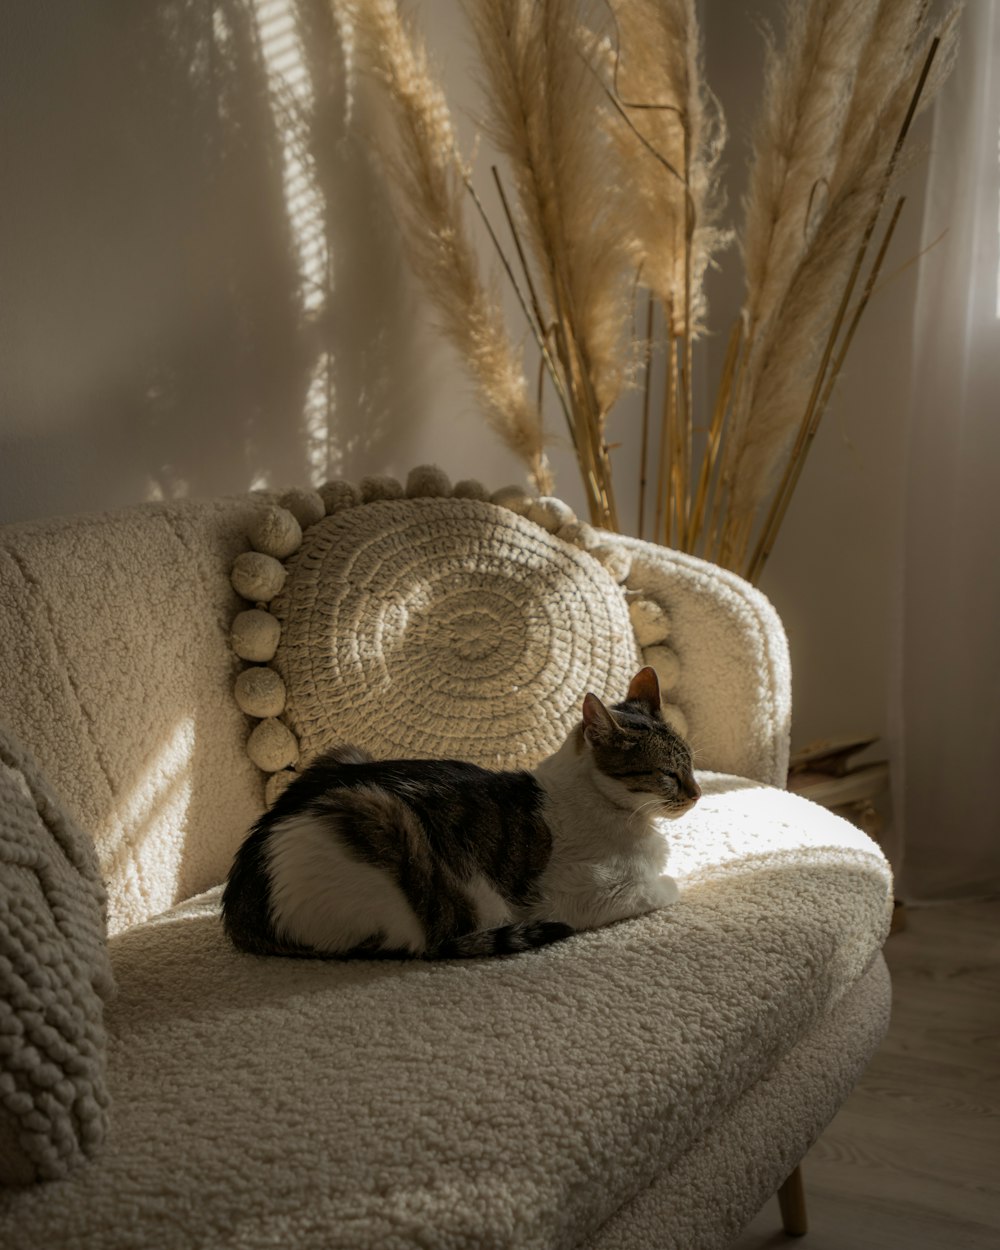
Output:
top-left (996, 118), bottom-right (1000, 319)
top-left (304, 351), bottom-right (337, 481)
top-left (253, 0), bottom-right (329, 317)
top-left (251, 0), bottom-right (347, 485)
top-left (107, 716), bottom-right (196, 910)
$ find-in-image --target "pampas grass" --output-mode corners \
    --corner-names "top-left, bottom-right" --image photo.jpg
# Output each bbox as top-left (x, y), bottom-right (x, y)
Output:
top-left (710, 0), bottom-right (877, 565)
top-left (464, 0), bottom-right (641, 528)
top-left (602, 0), bottom-right (729, 546)
top-left (355, 0), bottom-right (961, 581)
top-left (717, 1), bottom-right (960, 573)
top-left (742, 6), bottom-right (961, 580)
top-left (355, 0), bottom-right (552, 493)
top-left (605, 0), bottom-right (728, 335)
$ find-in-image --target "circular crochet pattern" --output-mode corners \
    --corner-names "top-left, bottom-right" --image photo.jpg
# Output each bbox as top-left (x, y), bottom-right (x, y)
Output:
top-left (227, 467), bottom-right (689, 788)
top-left (269, 498), bottom-right (640, 769)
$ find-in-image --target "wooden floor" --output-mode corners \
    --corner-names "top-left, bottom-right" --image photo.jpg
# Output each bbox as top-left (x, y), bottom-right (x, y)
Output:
top-left (731, 899), bottom-right (1000, 1250)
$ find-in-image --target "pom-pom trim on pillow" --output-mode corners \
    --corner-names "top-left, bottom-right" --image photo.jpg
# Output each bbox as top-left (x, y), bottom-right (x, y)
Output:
top-left (228, 466), bottom-right (686, 794)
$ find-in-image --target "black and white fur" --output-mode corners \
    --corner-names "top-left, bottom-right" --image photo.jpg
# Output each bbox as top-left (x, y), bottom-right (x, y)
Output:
top-left (222, 667), bottom-right (700, 959)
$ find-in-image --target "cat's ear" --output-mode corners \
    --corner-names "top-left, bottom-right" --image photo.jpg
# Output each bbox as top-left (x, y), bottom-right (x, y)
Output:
top-left (626, 666), bottom-right (662, 716)
top-left (582, 692), bottom-right (619, 744)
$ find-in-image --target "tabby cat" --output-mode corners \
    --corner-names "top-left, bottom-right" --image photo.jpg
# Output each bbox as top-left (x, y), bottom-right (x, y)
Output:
top-left (221, 666), bottom-right (700, 959)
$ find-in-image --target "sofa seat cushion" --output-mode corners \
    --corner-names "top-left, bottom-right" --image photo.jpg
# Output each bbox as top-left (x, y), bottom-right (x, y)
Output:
top-left (0, 776), bottom-right (891, 1249)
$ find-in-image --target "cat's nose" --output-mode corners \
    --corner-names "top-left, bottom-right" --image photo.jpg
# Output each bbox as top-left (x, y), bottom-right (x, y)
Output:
top-left (683, 775), bottom-right (701, 803)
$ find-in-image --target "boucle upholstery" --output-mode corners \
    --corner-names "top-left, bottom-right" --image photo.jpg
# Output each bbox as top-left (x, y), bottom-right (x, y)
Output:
top-left (615, 536), bottom-right (792, 788)
top-left (0, 492), bottom-right (890, 1247)
top-left (0, 777), bottom-right (890, 1246)
top-left (0, 723), bottom-right (112, 1185)
top-left (0, 501), bottom-right (266, 935)
top-left (586, 957), bottom-right (891, 1250)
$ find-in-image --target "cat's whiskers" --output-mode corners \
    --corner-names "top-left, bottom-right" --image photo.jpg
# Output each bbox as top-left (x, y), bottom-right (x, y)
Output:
top-left (686, 733), bottom-right (720, 765)
top-left (626, 798), bottom-right (667, 832)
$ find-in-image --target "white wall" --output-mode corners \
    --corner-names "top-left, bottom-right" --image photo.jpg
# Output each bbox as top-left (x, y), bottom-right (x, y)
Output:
top-left (0, 0), bottom-right (435, 520)
top-left (0, 0), bottom-right (935, 813)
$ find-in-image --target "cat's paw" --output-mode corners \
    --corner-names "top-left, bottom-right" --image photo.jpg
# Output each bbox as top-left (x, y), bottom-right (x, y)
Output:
top-left (654, 875), bottom-right (680, 906)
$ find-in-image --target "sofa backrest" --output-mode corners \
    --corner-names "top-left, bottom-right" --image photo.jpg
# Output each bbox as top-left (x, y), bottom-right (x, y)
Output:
top-left (0, 491), bottom-right (793, 937)
top-left (0, 499), bottom-right (266, 934)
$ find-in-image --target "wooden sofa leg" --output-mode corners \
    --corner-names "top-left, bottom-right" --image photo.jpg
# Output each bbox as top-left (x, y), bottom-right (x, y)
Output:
top-left (777, 1165), bottom-right (808, 1237)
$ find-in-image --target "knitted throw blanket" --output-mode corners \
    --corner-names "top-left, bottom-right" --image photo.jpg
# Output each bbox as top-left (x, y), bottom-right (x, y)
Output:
top-left (0, 725), bottom-right (113, 1184)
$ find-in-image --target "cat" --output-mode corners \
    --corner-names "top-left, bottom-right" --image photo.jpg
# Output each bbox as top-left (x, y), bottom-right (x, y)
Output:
top-left (221, 665), bottom-right (700, 960)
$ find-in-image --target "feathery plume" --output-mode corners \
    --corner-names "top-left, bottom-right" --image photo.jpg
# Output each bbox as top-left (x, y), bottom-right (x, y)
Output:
top-left (604, 0), bottom-right (729, 336)
top-left (710, 0), bottom-right (877, 558)
top-left (465, 0), bottom-right (638, 527)
top-left (354, 0), bottom-right (961, 573)
top-left (355, 0), bottom-right (552, 492)
top-left (720, 0), bottom-right (962, 569)
top-left (739, 0), bottom-right (876, 341)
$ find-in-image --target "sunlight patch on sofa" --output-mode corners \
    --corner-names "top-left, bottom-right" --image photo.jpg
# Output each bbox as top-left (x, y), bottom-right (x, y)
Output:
top-left (103, 717), bottom-right (197, 931)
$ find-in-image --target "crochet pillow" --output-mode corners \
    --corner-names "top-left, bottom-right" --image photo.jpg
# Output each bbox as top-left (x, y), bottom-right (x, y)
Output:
top-left (228, 467), bottom-right (687, 803)
top-left (0, 724), bottom-right (113, 1185)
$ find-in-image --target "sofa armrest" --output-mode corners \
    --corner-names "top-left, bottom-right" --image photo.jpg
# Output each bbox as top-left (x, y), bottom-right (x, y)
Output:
top-left (0, 498), bottom-right (267, 935)
top-left (612, 535), bottom-right (792, 788)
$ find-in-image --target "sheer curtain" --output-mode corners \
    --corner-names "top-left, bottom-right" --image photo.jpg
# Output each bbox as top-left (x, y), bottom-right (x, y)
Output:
top-left (895, 1), bottom-right (1000, 902)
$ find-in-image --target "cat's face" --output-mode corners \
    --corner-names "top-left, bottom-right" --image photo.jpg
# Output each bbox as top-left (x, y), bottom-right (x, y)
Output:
top-left (582, 667), bottom-right (700, 818)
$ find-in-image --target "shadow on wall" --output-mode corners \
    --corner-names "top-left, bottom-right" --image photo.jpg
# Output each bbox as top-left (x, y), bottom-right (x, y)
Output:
top-left (0, 0), bottom-right (420, 526)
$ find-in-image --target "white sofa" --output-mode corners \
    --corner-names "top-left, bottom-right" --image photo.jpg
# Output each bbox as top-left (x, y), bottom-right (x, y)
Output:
top-left (0, 490), bottom-right (892, 1249)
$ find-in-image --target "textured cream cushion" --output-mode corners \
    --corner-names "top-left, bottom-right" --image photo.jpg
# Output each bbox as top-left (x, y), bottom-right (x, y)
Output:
top-left (0, 725), bottom-right (113, 1185)
top-left (269, 498), bottom-right (641, 769)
